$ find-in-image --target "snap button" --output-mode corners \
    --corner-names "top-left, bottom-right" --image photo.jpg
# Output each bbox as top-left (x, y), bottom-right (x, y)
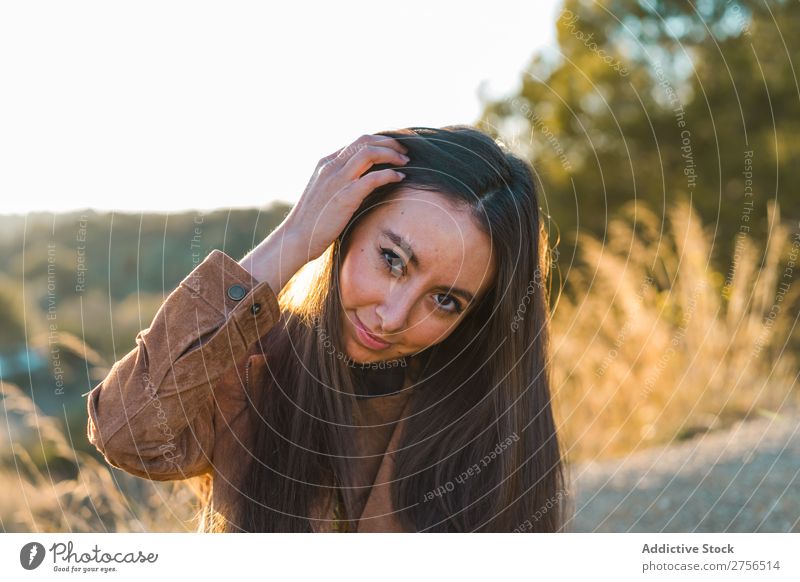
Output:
top-left (227, 284), bottom-right (247, 301)
top-left (250, 303), bottom-right (262, 315)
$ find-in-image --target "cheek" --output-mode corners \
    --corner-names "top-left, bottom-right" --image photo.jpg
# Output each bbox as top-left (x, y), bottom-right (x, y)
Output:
top-left (340, 247), bottom-right (379, 307)
top-left (404, 315), bottom-right (462, 349)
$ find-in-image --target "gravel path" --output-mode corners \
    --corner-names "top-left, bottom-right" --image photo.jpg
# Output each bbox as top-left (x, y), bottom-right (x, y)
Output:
top-left (563, 407), bottom-right (800, 532)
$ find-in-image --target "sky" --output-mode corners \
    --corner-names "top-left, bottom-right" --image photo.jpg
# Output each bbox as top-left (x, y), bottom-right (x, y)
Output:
top-left (0, 0), bottom-right (562, 214)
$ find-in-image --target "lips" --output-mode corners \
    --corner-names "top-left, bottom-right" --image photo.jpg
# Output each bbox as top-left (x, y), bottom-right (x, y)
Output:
top-left (353, 314), bottom-right (392, 349)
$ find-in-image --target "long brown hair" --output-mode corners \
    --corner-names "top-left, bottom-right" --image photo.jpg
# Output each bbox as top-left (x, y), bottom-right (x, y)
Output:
top-left (205, 125), bottom-right (567, 532)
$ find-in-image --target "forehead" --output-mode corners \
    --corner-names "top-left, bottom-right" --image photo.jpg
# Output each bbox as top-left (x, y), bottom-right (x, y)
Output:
top-left (364, 188), bottom-right (496, 299)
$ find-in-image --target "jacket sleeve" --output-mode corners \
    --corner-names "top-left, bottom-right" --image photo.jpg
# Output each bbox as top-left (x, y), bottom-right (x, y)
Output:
top-left (85, 249), bottom-right (282, 481)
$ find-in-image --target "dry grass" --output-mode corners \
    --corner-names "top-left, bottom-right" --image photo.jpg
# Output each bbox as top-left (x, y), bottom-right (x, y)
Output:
top-left (1, 381), bottom-right (200, 532)
top-left (551, 198), bottom-right (800, 463)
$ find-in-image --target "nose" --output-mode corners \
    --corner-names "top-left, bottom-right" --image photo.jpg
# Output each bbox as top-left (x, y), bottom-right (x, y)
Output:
top-left (374, 281), bottom-right (414, 334)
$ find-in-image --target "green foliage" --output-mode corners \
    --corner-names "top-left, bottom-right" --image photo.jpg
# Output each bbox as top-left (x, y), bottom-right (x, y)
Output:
top-left (479, 0), bottom-right (799, 270)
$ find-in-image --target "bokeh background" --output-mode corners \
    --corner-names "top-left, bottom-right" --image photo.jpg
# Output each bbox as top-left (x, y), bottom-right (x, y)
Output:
top-left (2, 0), bottom-right (799, 532)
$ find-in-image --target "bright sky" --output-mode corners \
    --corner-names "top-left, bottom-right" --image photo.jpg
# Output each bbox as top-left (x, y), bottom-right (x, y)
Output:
top-left (0, 0), bottom-right (561, 214)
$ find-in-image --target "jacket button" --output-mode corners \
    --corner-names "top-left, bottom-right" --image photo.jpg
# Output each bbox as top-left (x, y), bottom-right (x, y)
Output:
top-left (227, 284), bottom-right (247, 301)
top-left (250, 303), bottom-right (262, 315)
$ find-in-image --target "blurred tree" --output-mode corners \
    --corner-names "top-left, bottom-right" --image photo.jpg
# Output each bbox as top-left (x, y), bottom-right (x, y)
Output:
top-left (479, 0), bottom-right (798, 273)
top-left (0, 283), bottom-right (27, 352)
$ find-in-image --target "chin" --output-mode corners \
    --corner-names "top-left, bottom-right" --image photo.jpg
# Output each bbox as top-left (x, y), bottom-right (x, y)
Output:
top-left (342, 336), bottom-right (372, 365)
top-left (343, 338), bottom-right (395, 366)
top-left (347, 349), bottom-right (382, 366)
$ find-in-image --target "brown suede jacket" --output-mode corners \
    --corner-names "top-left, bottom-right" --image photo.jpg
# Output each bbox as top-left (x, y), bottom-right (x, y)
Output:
top-left (86, 249), bottom-right (415, 532)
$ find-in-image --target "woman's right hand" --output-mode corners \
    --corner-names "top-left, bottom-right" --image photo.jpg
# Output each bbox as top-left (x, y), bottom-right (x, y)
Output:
top-left (282, 133), bottom-right (410, 261)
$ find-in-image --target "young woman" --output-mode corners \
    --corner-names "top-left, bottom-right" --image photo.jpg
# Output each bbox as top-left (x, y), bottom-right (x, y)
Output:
top-left (86, 125), bottom-right (567, 533)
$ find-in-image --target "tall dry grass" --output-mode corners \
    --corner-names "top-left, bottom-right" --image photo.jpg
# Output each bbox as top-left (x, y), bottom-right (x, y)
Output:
top-left (551, 198), bottom-right (799, 462)
top-left (1, 381), bottom-right (201, 532)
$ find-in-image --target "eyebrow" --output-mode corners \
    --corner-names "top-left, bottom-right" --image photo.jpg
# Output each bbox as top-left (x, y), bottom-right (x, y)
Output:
top-left (380, 228), bottom-right (477, 304)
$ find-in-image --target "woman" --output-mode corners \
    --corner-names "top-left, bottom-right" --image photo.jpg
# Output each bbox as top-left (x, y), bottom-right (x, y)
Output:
top-left (86, 125), bottom-right (567, 533)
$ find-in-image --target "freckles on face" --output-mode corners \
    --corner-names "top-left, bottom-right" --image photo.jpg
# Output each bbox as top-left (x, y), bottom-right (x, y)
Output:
top-left (338, 189), bottom-right (495, 364)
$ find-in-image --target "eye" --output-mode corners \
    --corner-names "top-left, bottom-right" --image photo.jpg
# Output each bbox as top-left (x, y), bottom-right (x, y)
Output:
top-left (379, 246), bottom-right (406, 278)
top-left (434, 293), bottom-right (464, 315)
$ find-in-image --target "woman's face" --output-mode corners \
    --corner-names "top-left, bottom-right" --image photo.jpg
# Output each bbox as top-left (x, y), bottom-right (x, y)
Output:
top-left (338, 188), bottom-right (496, 364)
